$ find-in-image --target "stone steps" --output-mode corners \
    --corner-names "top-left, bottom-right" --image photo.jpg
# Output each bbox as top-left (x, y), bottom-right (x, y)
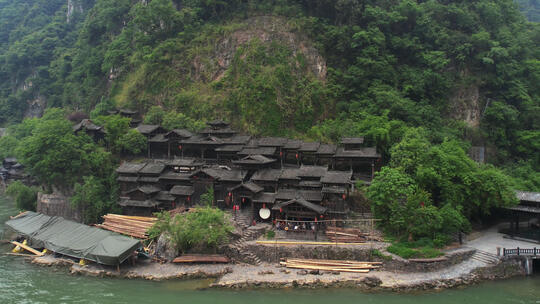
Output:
top-left (471, 250), bottom-right (500, 264)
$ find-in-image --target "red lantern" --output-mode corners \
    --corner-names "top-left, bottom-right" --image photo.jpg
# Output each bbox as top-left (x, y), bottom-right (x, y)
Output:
top-left (279, 208), bottom-right (283, 213)
top-left (178, 145), bottom-right (182, 150)
top-left (242, 197), bottom-right (245, 203)
top-left (187, 196), bottom-right (191, 202)
top-left (172, 202), bottom-right (176, 208)
top-left (262, 203), bottom-right (266, 209)
top-left (342, 194), bottom-right (347, 200)
top-left (420, 201), bottom-right (425, 207)
top-left (279, 151), bottom-right (283, 157)
top-left (314, 217), bottom-right (318, 222)
top-left (295, 153), bottom-right (299, 159)
top-left (320, 214), bottom-right (323, 219)
top-left (228, 192), bottom-right (232, 197)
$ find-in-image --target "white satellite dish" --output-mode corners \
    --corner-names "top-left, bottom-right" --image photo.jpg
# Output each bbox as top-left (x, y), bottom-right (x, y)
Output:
top-left (259, 208), bottom-right (271, 219)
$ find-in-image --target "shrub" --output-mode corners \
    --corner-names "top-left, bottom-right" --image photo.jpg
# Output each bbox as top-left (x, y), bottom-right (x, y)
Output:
top-left (266, 230), bottom-right (275, 239)
top-left (6, 181), bottom-right (37, 211)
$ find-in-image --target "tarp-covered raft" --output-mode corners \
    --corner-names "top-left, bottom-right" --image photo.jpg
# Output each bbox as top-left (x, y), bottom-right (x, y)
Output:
top-left (5, 212), bottom-right (142, 265)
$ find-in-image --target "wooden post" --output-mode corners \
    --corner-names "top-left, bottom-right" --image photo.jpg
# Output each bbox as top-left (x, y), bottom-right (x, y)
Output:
top-left (371, 160), bottom-right (375, 180)
top-left (167, 141), bottom-right (171, 159)
top-left (147, 142), bottom-right (151, 158)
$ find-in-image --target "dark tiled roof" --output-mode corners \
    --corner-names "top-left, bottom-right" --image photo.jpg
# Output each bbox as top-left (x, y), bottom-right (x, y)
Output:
top-left (229, 182), bottom-right (264, 193)
top-left (139, 163), bottom-right (166, 175)
top-left (215, 145), bottom-right (245, 152)
top-left (283, 139), bottom-right (303, 150)
top-left (322, 186), bottom-right (347, 194)
top-left (206, 120), bottom-right (230, 127)
top-left (164, 158), bottom-right (203, 167)
top-left (159, 171), bottom-right (192, 181)
top-left (340, 137), bottom-right (365, 145)
top-left (334, 147), bottom-right (380, 158)
top-left (279, 168), bottom-right (300, 180)
top-left (275, 189), bottom-right (323, 202)
top-left (321, 171), bottom-right (353, 184)
top-left (149, 134), bottom-right (167, 143)
top-left (117, 176), bottom-right (138, 183)
top-left (116, 162), bottom-right (146, 174)
top-left (516, 191), bottom-right (540, 203)
top-left (224, 135), bottom-right (251, 145)
top-left (299, 142), bottom-right (320, 152)
top-left (156, 191), bottom-right (175, 201)
top-left (272, 198), bottom-right (327, 214)
top-left (297, 165), bottom-right (328, 178)
top-left (316, 144), bottom-right (337, 155)
top-left (201, 168), bottom-right (246, 182)
top-left (170, 185), bottom-right (195, 196)
top-left (138, 176), bottom-right (159, 183)
top-left (299, 181), bottom-right (322, 188)
top-left (73, 119), bottom-right (103, 133)
top-left (126, 185), bottom-right (161, 195)
top-left (136, 124), bottom-right (163, 135)
top-left (253, 192), bottom-right (277, 203)
top-left (257, 137), bottom-right (288, 147)
top-left (166, 129), bottom-right (192, 139)
top-left (251, 169), bottom-right (282, 181)
top-left (232, 155), bottom-right (276, 165)
top-left (200, 127), bottom-right (237, 134)
top-left (118, 199), bottom-right (159, 208)
top-left (181, 135), bottom-right (223, 145)
top-left (238, 147), bottom-right (276, 156)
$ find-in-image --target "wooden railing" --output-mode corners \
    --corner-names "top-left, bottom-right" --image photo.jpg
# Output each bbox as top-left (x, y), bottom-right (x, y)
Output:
top-left (503, 247), bottom-right (540, 256)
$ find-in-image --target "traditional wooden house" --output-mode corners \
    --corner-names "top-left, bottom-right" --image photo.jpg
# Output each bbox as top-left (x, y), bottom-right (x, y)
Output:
top-left (170, 185), bottom-right (195, 207)
top-left (333, 147), bottom-right (380, 181)
top-left (253, 192), bottom-right (276, 222)
top-left (250, 168), bottom-right (281, 192)
top-left (282, 139), bottom-right (302, 165)
top-left (315, 144), bottom-right (337, 166)
top-left (116, 162), bottom-right (146, 192)
top-left (215, 135), bottom-right (252, 162)
top-left (298, 142), bottom-right (320, 165)
top-left (136, 124), bottom-right (166, 139)
top-left (189, 167), bottom-right (247, 205)
top-left (502, 191), bottom-right (540, 241)
top-left (148, 134), bottom-right (168, 158)
top-left (200, 120), bottom-right (236, 138)
top-left (155, 191), bottom-right (176, 210)
top-left (229, 182), bottom-right (264, 215)
top-left (73, 119), bottom-right (105, 142)
top-left (278, 168), bottom-right (301, 189)
top-left (321, 171), bottom-right (353, 214)
top-left (138, 163), bottom-right (165, 186)
top-left (158, 171), bottom-right (192, 190)
top-left (119, 185), bottom-right (161, 216)
top-left (180, 135), bottom-right (223, 159)
top-left (340, 137), bottom-right (365, 150)
top-left (272, 198), bottom-right (327, 223)
top-left (232, 154), bottom-right (276, 170)
top-left (164, 129), bottom-right (193, 158)
top-left (118, 109), bottom-right (141, 127)
top-left (237, 146), bottom-right (277, 158)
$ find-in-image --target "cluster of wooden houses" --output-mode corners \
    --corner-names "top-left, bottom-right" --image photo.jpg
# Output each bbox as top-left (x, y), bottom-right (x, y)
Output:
top-left (77, 117), bottom-right (381, 224)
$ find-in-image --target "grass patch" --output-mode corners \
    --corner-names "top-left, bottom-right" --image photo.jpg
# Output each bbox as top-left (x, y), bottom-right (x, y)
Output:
top-left (371, 249), bottom-right (393, 261)
top-left (386, 238), bottom-right (444, 259)
top-left (265, 230), bottom-right (275, 239)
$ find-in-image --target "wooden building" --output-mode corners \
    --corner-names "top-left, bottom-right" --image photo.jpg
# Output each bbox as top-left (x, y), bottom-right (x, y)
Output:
top-left (73, 119), bottom-right (105, 142)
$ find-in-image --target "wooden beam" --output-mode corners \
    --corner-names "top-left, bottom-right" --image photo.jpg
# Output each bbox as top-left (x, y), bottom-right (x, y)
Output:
top-left (11, 241), bottom-right (44, 256)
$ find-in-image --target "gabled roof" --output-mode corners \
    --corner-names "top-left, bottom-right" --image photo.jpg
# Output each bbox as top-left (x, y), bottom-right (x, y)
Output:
top-left (139, 163), bottom-right (166, 175)
top-left (238, 146), bottom-right (276, 156)
top-left (275, 189), bottom-right (323, 202)
top-left (283, 139), bottom-right (303, 150)
top-left (200, 127), bottom-right (237, 135)
top-left (116, 162), bottom-right (147, 174)
top-left (297, 165), bottom-right (328, 178)
top-left (126, 185), bottom-right (161, 195)
top-left (165, 158), bottom-right (203, 167)
top-left (229, 182), bottom-right (264, 194)
top-left (170, 185), bottom-right (195, 196)
top-left (165, 129), bottom-right (193, 139)
top-left (156, 191), bottom-right (175, 201)
top-left (322, 186), bottom-right (347, 194)
top-left (251, 169), bottom-right (282, 181)
top-left (316, 144), bottom-right (337, 155)
top-left (224, 135), bottom-right (252, 145)
top-left (232, 154), bottom-right (276, 165)
top-left (138, 176), bottom-right (159, 183)
top-left (299, 181), bottom-right (322, 188)
top-left (73, 119), bottom-right (104, 133)
top-left (159, 171), bottom-right (192, 181)
top-left (340, 137), bottom-right (365, 145)
top-left (206, 120), bottom-right (230, 127)
top-left (272, 198), bottom-right (327, 214)
top-left (215, 145), bottom-right (245, 152)
top-left (516, 191), bottom-right (540, 203)
top-left (321, 171), bottom-right (353, 184)
top-left (117, 176), bottom-right (138, 183)
top-left (149, 134), bottom-right (167, 143)
top-left (334, 147), bottom-right (380, 158)
top-left (136, 124), bottom-right (163, 135)
top-left (279, 168), bottom-right (300, 180)
top-left (299, 142), bottom-right (321, 152)
top-left (181, 134), bottom-right (223, 145)
top-left (198, 168), bottom-right (246, 182)
top-left (257, 137), bottom-right (288, 147)
top-left (253, 192), bottom-right (276, 203)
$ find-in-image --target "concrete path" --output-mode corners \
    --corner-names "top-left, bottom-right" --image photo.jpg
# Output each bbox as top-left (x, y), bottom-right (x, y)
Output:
top-left (465, 225), bottom-right (537, 255)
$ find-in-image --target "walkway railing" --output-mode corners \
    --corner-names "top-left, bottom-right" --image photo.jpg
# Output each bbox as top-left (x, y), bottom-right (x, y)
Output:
top-left (502, 247), bottom-right (540, 256)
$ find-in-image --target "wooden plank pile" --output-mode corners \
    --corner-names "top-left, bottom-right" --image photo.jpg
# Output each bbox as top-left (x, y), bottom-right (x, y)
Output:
top-left (172, 254), bottom-right (230, 264)
top-left (280, 258), bottom-right (381, 273)
top-left (96, 214), bottom-right (157, 239)
top-left (325, 226), bottom-right (367, 243)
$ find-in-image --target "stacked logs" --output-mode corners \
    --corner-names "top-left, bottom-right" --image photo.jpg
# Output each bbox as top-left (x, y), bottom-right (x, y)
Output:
top-left (96, 214), bottom-right (157, 239)
top-left (280, 258), bottom-right (381, 273)
top-left (326, 226), bottom-right (367, 243)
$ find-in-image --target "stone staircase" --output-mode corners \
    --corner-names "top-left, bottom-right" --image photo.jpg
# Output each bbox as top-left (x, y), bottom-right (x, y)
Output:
top-left (471, 249), bottom-right (500, 265)
top-left (226, 211), bottom-right (266, 265)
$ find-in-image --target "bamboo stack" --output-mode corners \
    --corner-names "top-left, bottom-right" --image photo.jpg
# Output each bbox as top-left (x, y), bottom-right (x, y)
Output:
top-left (96, 214), bottom-right (157, 239)
top-left (326, 226), bottom-right (367, 243)
top-left (280, 258), bottom-right (381, 273)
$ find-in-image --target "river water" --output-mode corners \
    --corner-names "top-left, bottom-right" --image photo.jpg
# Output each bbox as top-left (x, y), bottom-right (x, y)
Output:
top-left (0, 195), bottom-right (538, 304)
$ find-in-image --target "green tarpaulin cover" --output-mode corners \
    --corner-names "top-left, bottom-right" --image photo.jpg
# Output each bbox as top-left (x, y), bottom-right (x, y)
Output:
top-left (6, 212), bottom-right (141, 265)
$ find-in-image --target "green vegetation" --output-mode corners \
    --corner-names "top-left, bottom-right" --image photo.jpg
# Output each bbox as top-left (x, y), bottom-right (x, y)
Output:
top-left (149, 207), bottom-right (233, 254)
top-left (387, 240), bottom-right (444, 259)
top-left (5, 181), bottom-right (38, 211)
top-left (370, 249), bottom-right (393, 261)
top-left (266, 230), bottom-right (276, 239)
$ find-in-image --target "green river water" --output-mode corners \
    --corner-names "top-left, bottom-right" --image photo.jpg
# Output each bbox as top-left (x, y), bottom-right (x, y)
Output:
top-left (0, 195), bottom-right (538, 304)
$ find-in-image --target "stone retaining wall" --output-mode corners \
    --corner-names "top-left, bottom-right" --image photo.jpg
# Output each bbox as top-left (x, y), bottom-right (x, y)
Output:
top-left (36, 192), bottom-right (82, 222)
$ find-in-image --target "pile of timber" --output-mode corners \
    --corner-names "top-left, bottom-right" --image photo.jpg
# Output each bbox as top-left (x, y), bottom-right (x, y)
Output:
top-left (172, 254), bottom-right (230, 264)
top-left (280, 258), bottom-right (381, 273)
top-left (96, 214), bottom-right (156, 239)
top-left (326, 226), bottom-right (367, 243)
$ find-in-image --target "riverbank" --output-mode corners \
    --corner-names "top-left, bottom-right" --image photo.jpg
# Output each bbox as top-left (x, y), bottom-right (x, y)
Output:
top-left (24, 251), bottom-right (525, 292)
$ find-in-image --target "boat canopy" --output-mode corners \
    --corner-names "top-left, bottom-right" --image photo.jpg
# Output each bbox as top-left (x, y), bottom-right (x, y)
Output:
top-left (5, 212), bottom-right (141, 265)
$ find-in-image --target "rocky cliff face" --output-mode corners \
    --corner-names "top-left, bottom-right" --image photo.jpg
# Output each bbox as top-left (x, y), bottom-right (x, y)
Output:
top-left (67, 0), bottom-right (84, 23)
